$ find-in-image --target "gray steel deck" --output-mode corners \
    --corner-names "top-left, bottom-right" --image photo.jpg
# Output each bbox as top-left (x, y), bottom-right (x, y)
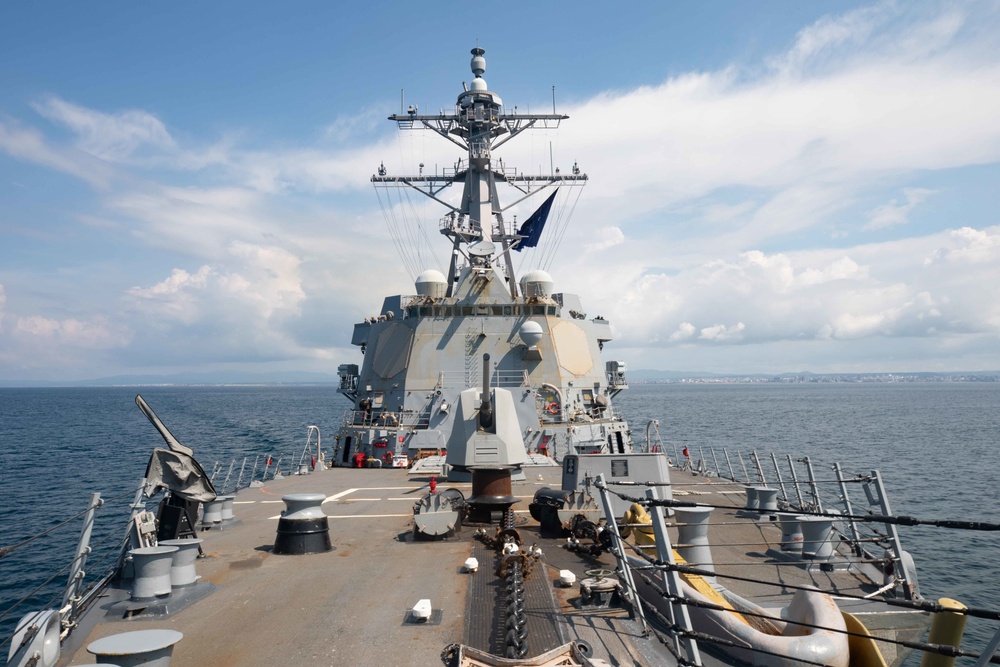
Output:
top-left (59, 465), bottom-right (918, 666)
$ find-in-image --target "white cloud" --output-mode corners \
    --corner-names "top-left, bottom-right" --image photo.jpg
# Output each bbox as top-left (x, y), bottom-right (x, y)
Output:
top-left (584, 226), bottom-right (625, 253)
top-left (126, 242), bottom-right (306, 325)
top-left (700, 322), bottom-right (746, 342)
top-left (3, 1), bottom-right (1000, 378)
top-left (0, 117), bottom-right (113, 187)
top-left (864, 188), bottom-right (936, 230)
top-left (32, 97), bottom-right (177, 162)
top-left (126, 266), bottom-right (213, 324)
top-left (543, 5), bottom-right (1000, 258)
top-left (13, 314), bottom-right (130, 349)
top-left (668, 322), bottom-right (696, 343)
top-left (223, 242), bottom-right (306, 318)
top-left (924, 226), bottom-right (1000, 266)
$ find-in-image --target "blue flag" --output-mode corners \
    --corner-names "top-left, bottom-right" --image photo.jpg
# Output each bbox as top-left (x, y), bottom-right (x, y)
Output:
top-left (514, 191), bottom-right (557, 251)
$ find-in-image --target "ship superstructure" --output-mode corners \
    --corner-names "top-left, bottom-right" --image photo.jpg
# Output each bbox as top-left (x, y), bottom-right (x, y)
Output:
top-left (334, 48), bottom-right (632, 468)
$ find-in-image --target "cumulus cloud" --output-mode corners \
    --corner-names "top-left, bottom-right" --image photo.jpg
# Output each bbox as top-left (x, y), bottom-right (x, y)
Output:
top-left (126, 242), bottom-right (306, 324)
top-left (126, 266), bottom-right (214, 324)
top-left (924, 226), bottom-right (1000, 266)
top-left (581, 223), bottom-right (1000, 362)
top-left (14, 314), bottom-right (131, 349)
top-left (699, 322), bottom-right (746, 342)
top-left (668, 322), bottom-right (696, 343)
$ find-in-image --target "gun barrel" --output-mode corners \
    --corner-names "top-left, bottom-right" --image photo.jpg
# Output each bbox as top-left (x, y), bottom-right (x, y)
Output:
top-left (479, 354), bottom-right (493, 429)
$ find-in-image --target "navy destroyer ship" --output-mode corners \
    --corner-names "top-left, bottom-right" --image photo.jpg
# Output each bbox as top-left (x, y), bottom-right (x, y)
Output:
top-left (4, 47), bottom-right (1000, 667)
top-left (332, 45), bottom-right (632, 473)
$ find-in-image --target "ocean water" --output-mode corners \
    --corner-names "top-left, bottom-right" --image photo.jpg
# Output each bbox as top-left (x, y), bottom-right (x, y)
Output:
top-left (1, 383), bottom-right (998, 659)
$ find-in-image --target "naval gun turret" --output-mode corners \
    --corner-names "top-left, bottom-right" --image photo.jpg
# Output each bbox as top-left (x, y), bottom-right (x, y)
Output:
top-left (446, 354), bottom-right (527, 522)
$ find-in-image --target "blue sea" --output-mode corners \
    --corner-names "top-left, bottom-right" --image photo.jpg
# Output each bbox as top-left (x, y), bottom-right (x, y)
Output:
top-left (1, 383), bottom-right (998, 660)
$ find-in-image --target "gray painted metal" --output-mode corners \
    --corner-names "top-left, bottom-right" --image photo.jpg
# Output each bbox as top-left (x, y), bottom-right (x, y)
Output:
top-left (129, 546), bottom-right (177, 600)
top-left (561, 453), bottom-right (671, 516)
top-left (87, 629), bottom-right (182, 667)
top-left (158, 539), bottom-right (202, 588)
top-left (332, 47), bottom-right (640, 489)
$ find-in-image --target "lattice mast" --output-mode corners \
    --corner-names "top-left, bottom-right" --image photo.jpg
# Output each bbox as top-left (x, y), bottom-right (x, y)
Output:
top-left (373, 47), bottom-right (587, 298)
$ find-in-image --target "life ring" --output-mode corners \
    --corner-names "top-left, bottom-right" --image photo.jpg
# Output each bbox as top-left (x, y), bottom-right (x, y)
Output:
top-left (546, 402), bottom-right (560, 415)
top-left (383, 451), bottom-right (394, 465)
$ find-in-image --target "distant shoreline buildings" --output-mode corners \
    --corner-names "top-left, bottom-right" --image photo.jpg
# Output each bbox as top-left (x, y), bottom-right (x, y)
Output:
top-left (631, 373), bottom-right (1000, 384)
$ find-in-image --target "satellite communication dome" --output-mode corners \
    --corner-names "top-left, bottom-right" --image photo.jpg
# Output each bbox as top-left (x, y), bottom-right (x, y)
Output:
top-left (520, 270), bottom-right (554, 298)
top-left (415, 269), bottom-right (447, 298)
top-left (519, 321), bottom-right (544, 348)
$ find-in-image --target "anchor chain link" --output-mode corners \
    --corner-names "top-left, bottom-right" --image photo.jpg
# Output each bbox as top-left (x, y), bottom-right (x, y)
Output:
top-left (503, 557), bottom-right (528, 658)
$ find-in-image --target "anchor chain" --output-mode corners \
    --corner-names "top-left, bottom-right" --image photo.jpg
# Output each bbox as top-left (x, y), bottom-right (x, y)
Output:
top-left (503, 558), bottom-right (528, 659)
top-left (473, 509), bottom-right (542, 660)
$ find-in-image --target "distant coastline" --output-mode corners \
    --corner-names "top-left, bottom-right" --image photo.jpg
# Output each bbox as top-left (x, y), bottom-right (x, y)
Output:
top-left (630, 372), bottom-right (1000, 384)
top-left (1, 370), bottom-right (997, 388)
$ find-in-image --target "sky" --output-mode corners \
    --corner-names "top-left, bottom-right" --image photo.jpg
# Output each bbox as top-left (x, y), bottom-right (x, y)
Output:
top-left (1, 1), bottom-right (998, 382)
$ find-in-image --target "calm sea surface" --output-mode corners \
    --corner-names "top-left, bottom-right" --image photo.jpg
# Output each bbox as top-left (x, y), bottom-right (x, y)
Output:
top-left (1, 383), bottom-right (998, 657)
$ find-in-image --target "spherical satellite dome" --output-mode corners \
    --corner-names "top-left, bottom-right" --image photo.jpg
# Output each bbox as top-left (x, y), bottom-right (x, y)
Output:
top-left (519, 321), bottom-right (544, 348)
top-left (415, 269), bottom-right (447, 298)
top-left (470, 77), bottom-right (488, 92)
top-left (520, 270), bottom-right (554, 298)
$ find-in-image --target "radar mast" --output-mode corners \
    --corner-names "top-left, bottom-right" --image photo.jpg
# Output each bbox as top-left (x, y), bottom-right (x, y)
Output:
top-left (373, 47), bottom-right (588, 298)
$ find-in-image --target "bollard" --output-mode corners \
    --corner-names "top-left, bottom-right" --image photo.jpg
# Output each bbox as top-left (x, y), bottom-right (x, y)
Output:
top-left (273, 493), bottom-right (331, 555)
top-left (736, 486), bottom-right (761, 518)
top-left (157, 539), bottom-right (203, 587)
top-left (129, 546), bottom-right (178, 600)
top-left (756, 487), bottom-right (779, 514)
top-left (920, 598), bottom-right (968, 667)
top-left (87, 629), bottom-right (183, 667)
top-left (797, 516), bottom-right (836, 560)
top-left (675, 506), bottom-right (715, 579)
top-left (220, 496), bottom-right (235, 522)
top-left (777, 513), bottom-right (804, 552)
top-left (200, 499), bottom-right (224, 529)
